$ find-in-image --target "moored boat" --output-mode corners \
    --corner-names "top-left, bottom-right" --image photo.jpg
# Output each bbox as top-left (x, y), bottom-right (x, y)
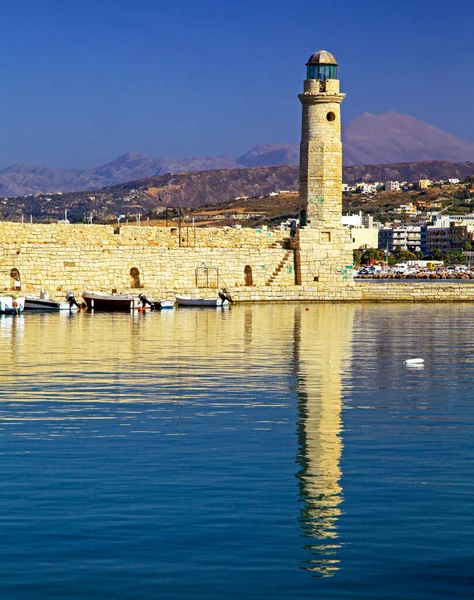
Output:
top-left (82, 291), bottom-right (140, 312)
top-left (159, 300), bottom-right (175, 309)
top-left (24, 291), bottom-right (81, 312)
top-left (0, 296), bottom-right (25, 314)
top-left (25, 297), bottom-right (63, 311)
top-left (175, 295), bottom-right (229, 308)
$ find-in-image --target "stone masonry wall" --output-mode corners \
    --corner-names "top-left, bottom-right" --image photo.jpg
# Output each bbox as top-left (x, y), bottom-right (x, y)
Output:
top-left (0, 223), bottom-right (296, 299)
top-left (291, 226), bottom-right (354, 288)
top-left (2, 223), bottom-right (474, 303)
top-left (299, 78), bottom-right (345, 228)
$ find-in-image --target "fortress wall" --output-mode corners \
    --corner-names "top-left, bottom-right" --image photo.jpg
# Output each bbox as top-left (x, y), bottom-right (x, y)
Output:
top-left (0, 223), bottom-right (296, 298)
top-left (0, 223), bottom-right (289, 249)
top-left (2, 223), bottom-right (474, 303)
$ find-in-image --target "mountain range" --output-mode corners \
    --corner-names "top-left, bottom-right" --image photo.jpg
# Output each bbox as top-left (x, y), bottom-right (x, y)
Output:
top-left (3, 160), bottom-right (473, 224)
top-left (1, 111), bottom-right (474, 198)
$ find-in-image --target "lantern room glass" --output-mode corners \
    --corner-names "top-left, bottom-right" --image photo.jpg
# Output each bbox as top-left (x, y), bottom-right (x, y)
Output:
top-left (306, 64), bottom-right (337, 81)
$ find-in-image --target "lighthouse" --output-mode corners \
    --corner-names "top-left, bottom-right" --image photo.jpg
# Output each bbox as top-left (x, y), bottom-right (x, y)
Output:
top-left (292, 50), bottom-right (354, 288)
top-left (299, 50), bottom-right (345, 227)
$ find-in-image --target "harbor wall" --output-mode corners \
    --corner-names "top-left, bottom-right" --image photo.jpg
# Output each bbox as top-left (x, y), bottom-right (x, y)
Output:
top-left (2, 222), bottom-right (474, 302)
top-left (0, 223), bottom-right (297, 298)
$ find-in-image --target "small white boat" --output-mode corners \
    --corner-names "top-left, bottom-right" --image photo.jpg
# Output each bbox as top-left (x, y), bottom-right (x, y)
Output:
top-left (159, 300), bottom-right (175, 309)
top-left (0, 296), bottom-right (25, 314)
top-left (175, 295), bottom-right (229, 308)
top-left (404, 358), bottom-right (425, 365)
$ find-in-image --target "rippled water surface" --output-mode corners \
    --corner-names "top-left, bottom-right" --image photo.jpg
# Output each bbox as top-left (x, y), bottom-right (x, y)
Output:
top-left (0, 304), bottom-right (473, 599)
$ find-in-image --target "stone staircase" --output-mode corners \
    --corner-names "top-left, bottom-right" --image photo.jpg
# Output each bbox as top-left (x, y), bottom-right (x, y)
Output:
top-left (265, 250), bottom-right (293, 285)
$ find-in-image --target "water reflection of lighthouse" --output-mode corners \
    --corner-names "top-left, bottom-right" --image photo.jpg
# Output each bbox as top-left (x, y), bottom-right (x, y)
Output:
top-left (294, 304), bottom-right (354, 576)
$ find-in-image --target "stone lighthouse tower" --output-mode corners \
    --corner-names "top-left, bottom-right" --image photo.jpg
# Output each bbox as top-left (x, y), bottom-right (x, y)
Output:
top-left (292, 50), bottom-right (354, 289)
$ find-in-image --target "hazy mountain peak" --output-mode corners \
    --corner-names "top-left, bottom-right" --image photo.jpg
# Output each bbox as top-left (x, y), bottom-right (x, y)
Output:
top-left (342, 111), bottom-right (474, 165)
top-left (1, 111), bottom-right (474, 197)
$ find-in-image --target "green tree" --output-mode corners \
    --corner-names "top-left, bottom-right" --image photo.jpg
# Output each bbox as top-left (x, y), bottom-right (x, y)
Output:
top-left (387, 255), bottom-right (397, 266)
top-left (396, 249), bottom-right (417, 261)
top-left (432, 248), bottom-right (444, 260)
top-left (445, 250), bottom-right (464, 264)
top-left (360, 248), bottom-right (385, 264)
top-left (353, 249), bottom-right (362, 266)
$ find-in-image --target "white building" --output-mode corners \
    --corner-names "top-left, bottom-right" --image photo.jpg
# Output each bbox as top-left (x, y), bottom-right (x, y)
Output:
top-left (342, 212), bottom-right (378, 249)
top-left (356, 183), bottom-right (378, 194)
top-left (342, 183), bottom-right (357, 193)
top-left (385, 181), bottom-right (400, 191)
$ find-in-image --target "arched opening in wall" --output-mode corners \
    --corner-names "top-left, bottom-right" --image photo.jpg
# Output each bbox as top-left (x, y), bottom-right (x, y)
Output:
top-left (244, 265), bottom-right (253, 286)
top-left (130, 267), bottom-right (142, 289)
top-left (10, 268), bottom-right (21, 291)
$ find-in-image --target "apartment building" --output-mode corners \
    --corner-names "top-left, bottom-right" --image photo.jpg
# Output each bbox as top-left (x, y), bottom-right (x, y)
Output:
top-left (425, 222), bottom-right (474, 254)
top-left (379, 225), bottom-right (422, 253)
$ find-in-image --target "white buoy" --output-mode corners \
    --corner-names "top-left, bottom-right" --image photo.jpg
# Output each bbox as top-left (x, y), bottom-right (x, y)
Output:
top-left (404, 358), bottom-right (424, 365)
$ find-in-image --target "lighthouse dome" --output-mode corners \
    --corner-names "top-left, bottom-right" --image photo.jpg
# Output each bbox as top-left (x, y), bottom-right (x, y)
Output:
top-left (306, 50), bottom-right (338, 66)
top-left (306, 50), bottom-right (338, 80)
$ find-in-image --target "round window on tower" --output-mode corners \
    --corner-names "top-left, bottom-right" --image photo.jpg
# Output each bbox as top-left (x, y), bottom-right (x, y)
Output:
top-left (326, 111), bottom-right (336, 122)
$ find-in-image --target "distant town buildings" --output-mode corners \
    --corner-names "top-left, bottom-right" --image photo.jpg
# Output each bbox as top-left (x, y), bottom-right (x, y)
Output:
top-left (393, 202), bottom-right (419, 215)
top-left (385, 180), bottom-right (400, 191)
top-left (417, 179), bottom-right (432, 189)
top-left (379, 225), bottom-right (422, 254)
top-left (341, 211), bottom-right (379, 250)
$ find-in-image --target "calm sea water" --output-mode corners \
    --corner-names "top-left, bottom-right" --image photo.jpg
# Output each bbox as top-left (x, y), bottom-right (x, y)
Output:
top-left (0, 303), bottom-right (473, 599)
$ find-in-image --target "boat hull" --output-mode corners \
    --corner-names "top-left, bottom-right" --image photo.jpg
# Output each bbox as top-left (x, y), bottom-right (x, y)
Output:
top-left (25, 297), bottom-right (79, 311)
top-left (159, 300), bottom-right (175, 309)
top-left (82, 291), bottom-right (139, 312)
top-left (175, 295), bottom-right (229, 307)
top-left (25, 298), bottom-right (60, 311)
top-left (0, 296), bottom-right (25, 314)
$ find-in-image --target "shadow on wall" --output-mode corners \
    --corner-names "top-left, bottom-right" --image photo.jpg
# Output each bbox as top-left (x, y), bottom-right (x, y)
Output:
top-left (130, 267), bottom-right (143, 289)
top-left (244, 265), bottom-right (253, 286)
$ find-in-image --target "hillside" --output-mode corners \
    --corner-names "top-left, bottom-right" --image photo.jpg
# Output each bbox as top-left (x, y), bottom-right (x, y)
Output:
top-left (1, 160), bottom-right (473, 224)
top-left (1, 112), bottom-right (474, 197)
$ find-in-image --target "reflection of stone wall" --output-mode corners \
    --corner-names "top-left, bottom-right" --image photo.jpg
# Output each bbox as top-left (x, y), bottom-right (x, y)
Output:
top-left (295, 304), bottom-right (354, 576)
top-left (0, 304), bottom-right (299, 400)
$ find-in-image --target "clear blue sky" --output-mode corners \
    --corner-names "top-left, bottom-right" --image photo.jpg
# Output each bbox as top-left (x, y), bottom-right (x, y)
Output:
top-left (0, 0), bottom-right (472, 169)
